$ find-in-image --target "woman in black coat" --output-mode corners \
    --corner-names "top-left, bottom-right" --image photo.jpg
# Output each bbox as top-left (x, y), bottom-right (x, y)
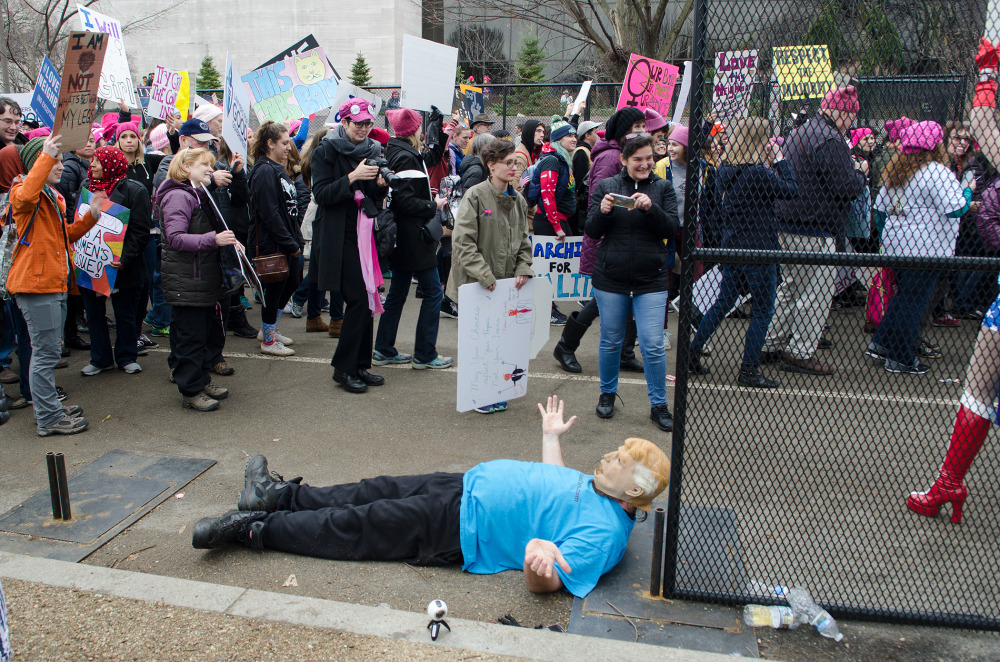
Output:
top-left (585, 135), bottom-right (679, 432)
top-left (372, 106), bottom-right (453, 370)
top-left (248, 121), bottom-right (304, 357)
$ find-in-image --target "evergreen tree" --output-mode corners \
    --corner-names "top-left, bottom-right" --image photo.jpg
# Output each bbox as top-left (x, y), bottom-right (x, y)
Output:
top-left (196, 55), bottom-right (221, 90)
top-left (350, 52), bottom-right (373, 87)
top-left (514, 34), bottom-right (548, 112)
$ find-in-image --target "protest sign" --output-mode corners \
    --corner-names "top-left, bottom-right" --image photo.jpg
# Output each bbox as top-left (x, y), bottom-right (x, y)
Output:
top-left (147, 65), bottom-right (183, 120)
top-left (689, 265), bottom-right (749, 316)
top-left (672, 61), bottom-right (693, 124)
top-left (616, 54), bottom-right (680, 117)
top-left (241, 47), bottom-right (338, 124)
top-left (52, 31), bottom-right (108, 153)
top-left (530, 236), bottom-right (593, 302)
top-left (77, 5), bottom-right (137, 108)
top-left (573, 81), bottom-right (592, 114)
top-left (713, 50), bottom-right (758, 119)
top-left (329, 83), bottom-right (382, 123)
top-left (401, 35), bottom-right (459, 112)
top-left (258, 34), bottom-right (340, 79)
top-left (988, 0), bottom-right (1000, 42)
top-left (223, 53), bottom-right (251, 157)
top-left (456, 278), bottom-right (535, 412)
top-left (772, 45), bottom-right (834, 101)
top-left (175, 71), bottom-right (191, 120)
top-left (30, 56), bottom-right (61, 128)
top-left (73, 188), bottom-right (130, 296)
top-left (460, 84), bottom-right (484, 118)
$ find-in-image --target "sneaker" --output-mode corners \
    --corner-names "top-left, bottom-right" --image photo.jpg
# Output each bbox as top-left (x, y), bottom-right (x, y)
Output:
top-left (136, 341), bottom-right (148, 357)
top-left (931, 314), bottom-right (961, 328)
top-left (914, 338), bottom-right (943, 360)
top-left (260, 341), bottom-right (295, 357)
top-left (372, 350), bottom-right (413, 366)
top-left (257, 329), bottom-right (293, 345)
top-left (62, 404), bottom-right (83, 417)
top-left (203, 382), bottom-right (229, 400)
top-left (10, 396), bottom-right (31, 409)
top-left (182, 392), bottom-right (219, 412)
top-left (81, 363), bottom-right (113, 377)
top-left (474, 401), bottom-right (508, 414)
top-left (56, 386), bottom-right (67, 401)
top-left (282, 301), bottom-right (293, 314)
top-left (885, 358), bottom-right (929, 375)
top-left (596, 392), bottom-right (617, 419)
top-left (663, 330), bottom-right (672, 350)
top-left (320, 300), bottom-right (331, 313)
top-left (412, 355), bottom-right (453, 370)
top-left (290, 301), bottom-right (304, 318)
top-left (121, 362), bottom-right (142, 374)
top-left (211, 361), bottom-right (235, 376)
top-left (240, 295), bottom-right (252, 310)
top-left (440, 299), bottom-right (459, 319)
top-left (650, 404), bottom-right (673, 432)
top-left (138, 333), bottom-right (158, 350)
top-left (865, 341), bottom-right (889, 361)
top-left (550, 308), bottom-right (568, 325)
top-left (150, 325), bottom-right (170, 337)
top-left (688, 352), bottom-right (710, 375)
top-left (38, 415), bottom-right (89, 436)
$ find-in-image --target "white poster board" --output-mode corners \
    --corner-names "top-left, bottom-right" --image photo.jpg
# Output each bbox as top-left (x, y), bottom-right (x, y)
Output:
top-left (530, 236), bottom-right (593, 302)
top-left (672, 61), bottom-right (693, 125)
top-left (400, 35), bottom-right (458, 112)
top-left (329, 83), bottom-right (384, 124)
top-left (529, 275), bottom-right (553, 359)
top-left (147, 65), bottom-right (182, 120)
top-left (456, 278), bottom-right (535, 412)
top-left (223, 53), bottom-right (251, 157)
top-left (572, 81), bottom-right (592, 114)
top-left (77, 5), bottom-right (138, 108)
top-left (689, 265), bottom-right (749, 315)
top-left (713, 50), bottom-right (758, 120)
top-left (987, 0), bottom-right (1000, 42)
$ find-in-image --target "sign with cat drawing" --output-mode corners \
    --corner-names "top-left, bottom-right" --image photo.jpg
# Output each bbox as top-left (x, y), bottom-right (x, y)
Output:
top-left (241, 46), bottom-right (338, 124)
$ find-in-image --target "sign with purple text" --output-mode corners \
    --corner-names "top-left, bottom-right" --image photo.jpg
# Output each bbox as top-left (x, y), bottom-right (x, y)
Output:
top-left (147, 65), bottom-right (183, 120)
top-left (713, 50), bottom-right (758, 119)
top-left (73, 188), bottom-right (130, 297)
top-left (616, 54), bottom-right (680, 117)
top-left (241, 47), bottom-right (338, 124)
top-left (76, 5), bottom-right (138, 108)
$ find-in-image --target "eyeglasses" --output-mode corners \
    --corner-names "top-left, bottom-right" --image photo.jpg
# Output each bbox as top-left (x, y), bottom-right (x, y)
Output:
top-left (351, 120), bottom-right (373, 129)
top-left (951, 136), bottom-right (971, 143)
top-left (0, 118), bottom-right (22, 128)
top-left (499, 159), bottom-right (517, 168)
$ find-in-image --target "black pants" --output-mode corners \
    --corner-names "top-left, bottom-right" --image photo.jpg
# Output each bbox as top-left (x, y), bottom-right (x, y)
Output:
top-left (169, 306), bottom-right (218, 396)
top-left (332, 239), bottom-right (374, 375)
top-left (210, 296), bottom-right (230, 365)
top-left (261, 472), bottom-right (464, 566)
top-left (63, 293), bottom-right (83, 339)
top-left (261, 268), bottom-right (301, 325)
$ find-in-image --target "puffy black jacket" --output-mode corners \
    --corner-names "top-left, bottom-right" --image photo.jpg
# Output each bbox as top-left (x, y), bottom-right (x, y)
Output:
top-left (210, 159), bottom-right (250, 243)
top-left (248, 156), bottom-right (304, 259)
top-left (585, 170), bottom-right (679, 295)
top-left (55, 152), bottom-right (90, 218)
top-left (386, 136), bottom-right (446, 272)
top-left (459, 155), bottom-right (486, 190)
top-left (108, 177), bottom-right (151, 289)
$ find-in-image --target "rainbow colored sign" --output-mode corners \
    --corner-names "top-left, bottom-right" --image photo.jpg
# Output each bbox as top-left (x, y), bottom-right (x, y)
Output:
top-left (73, 188), bottom-right (130, 296)
top-left (240, 46), bottom-right (338, 124)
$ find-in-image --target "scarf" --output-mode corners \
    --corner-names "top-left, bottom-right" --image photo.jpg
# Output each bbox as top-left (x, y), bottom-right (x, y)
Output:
top-left (354, 190), bottom-right (384, 316)
top-left (88, 146), bottom-right (129, 194)
top-left (325, 124), bottom-right (382, 161)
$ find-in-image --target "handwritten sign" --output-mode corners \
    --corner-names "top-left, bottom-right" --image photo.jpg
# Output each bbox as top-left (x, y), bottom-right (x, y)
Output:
top-left (456, 278), bottom-right (534, 412)
top-left (241, 46), bottom-right (338, 124)
top-left (713, 50), bottom-right (758, 119)
top-left (30, 56), bottom-right (61, 128)
top-left (258, 34), bottom-right (340, 79)
top-left (74, 188), bottom-right (130, 296)
top-left (77, 5), bottom-right (137, 108)
top-left (616, 54), bottom-right (680, 117)
top-left (146, 65), bottom-right (182, 120)
top-left (223, 53), bottom-right (251, 157)
top-left (401, 35), bottom-right (459, 113)
top-left (52, 31), bottom-right (108, 153)
top-left (772, 45), bottom-right (834, 101)
top-left (530, 236), bottom-right (593, 302)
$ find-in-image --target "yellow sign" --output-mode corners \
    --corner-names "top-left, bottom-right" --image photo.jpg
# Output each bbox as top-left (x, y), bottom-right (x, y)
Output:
top-left (772, 45), bottom-right (834, 100)
top-left (175, 70), bottom-right (190, 120)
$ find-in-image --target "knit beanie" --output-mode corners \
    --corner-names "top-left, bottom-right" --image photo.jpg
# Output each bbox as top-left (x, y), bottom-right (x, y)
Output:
top-left (669, 125), bottom-right (689, 147)
top-left (368, 127), bottom-right (391, 146)
top-left (605, 107), bottom-right (645, 144)
top-left (643, 108), bottom-right (667, 133)
top-left (900, 121), bottom-right (944, 154)
top-left (549, 115), bottom-right (576, 142)
top-left (193, 104), bottom-right (223, 122)
top-left (20, 137), bottom-right (46, 173)
top-left (25, 127), bottom-right (51, 140)
top-left (819, 86), bottom-right (860, 113)
top-left (387, 108), bottom-right (422, 138)
top-left (150, 124), bottom-right (169, 151)
top-left (850, 127), bottom-right (873, 148)
top-left (116, 121), bottom-right (140, 141)
top-left (884, 117), bottom-right (913, 143)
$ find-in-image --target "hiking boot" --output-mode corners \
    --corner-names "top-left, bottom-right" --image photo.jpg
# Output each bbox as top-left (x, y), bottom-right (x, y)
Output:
top-left (203, 382), bottom-right (229, 400)
top-left (372, 350), bottom-right (412, 366)
top-left (238, 455), bottom-right (299, 512)
top-left (0, 367), bottom-right (18, 384)
top-left (596, 392), bottom-right (617, 419)
top-left (257, 329), bottom-right (293, 346)
top-left (306, 316), bottom-right (329, 332)
top-left (63, 404), bottom-right (84, 417)
top-left (779, 352), bottom-right (834, 376)
top-left (211, 361), bottom-right (235, 376)
top-left (650, 404), bottom-right (673, 432)
top-left (737, 365), bottom-right (779, 388)
top-left (260, 341), bottom-right (295, 357)
top-left (192, 509), bottom-right (267, 549)
top-left (182, 392), bottom-right (219, 412)
top-left (37, 415), bottom-right (89, 437)
top-left (328, 319), bottom-right (343, 337)
top-left (413, 355), bottom-right (453, 370)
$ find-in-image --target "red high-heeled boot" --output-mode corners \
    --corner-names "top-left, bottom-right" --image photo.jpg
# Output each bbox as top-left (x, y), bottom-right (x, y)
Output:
top-left (907, 405), bottom-right (991, 523)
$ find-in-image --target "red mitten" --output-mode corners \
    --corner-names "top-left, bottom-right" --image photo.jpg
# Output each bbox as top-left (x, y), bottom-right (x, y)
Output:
top-left (976, 37), bottom-right (998, 72)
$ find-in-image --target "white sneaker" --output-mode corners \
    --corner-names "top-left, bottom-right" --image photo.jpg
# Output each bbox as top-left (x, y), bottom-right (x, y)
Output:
top-left (282, 302), bottom-right (293, 314)
top-left (260, 341), bottom-right (295, 357)
top-left (121, 362), bottom-right (142, 374)
top-left (663, 330), bottom-right (672, 350)
top-left (257, 329), bottom-right (294, 346)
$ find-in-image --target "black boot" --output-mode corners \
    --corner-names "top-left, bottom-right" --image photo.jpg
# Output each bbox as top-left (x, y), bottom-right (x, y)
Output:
top-left (689, 351), bottom-right (710, 375)
top-left (229, 305), bottom-right (258, 339)
top-left (333, 369), bottom-right (368, 393)
top-left (192, 510), bottom-right (267, 549)
top-left (553, 312), bottom-right (590, 373)
top-left (0, 388), bottom-right (10, 426)
top-left (238, 454), bottom-right (301, 512)
top-left (737, 365), bottom-right (779, 388)
top-left (650, 404), bottom-right (673, 432)
top-left (620, 319), bottom-right (643, 372)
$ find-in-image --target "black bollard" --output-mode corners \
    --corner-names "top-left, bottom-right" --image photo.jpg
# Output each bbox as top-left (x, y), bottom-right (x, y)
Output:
top-left (54, 452), bottom-right (71, 520)
top-left (45, 452), bottom-right (62, 520)
top-left (650, 506), bottom-right (665, 596)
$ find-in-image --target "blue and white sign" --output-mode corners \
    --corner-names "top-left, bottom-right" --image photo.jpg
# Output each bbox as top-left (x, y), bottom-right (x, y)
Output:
top-left (530, 236), bottom-right (593, 301)
top-left (30, 56), bottom-right (61, 128)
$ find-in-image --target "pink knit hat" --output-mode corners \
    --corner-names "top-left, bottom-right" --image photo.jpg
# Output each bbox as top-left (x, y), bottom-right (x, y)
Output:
top-left (900, 120), bottom-right (943, 154)
top-left (25, 127), bottom-right (51, 140)
top-left (387, 108), bottom-right (422, 138)
top-left (116, 121), bottom-right (140, 141)
top-left (150, 124), bottom-right (169, 151)
top-left (850, 128), bottom-right (873, 148)
top-left (643, 108), bottom-right (667, 133)
top-left (884, 116), bottom-right (913, 143)
top-left (669, 125), bottom-right (689, 147)
top-left (820, 86), bottom-right (860, 113)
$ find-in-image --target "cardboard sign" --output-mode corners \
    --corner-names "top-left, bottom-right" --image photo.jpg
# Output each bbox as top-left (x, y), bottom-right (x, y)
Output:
top-left (30, 56), bottom-right (62, 128)
top-left (76, 5), bottom-right (137, 108)
top-left (530, 236), bottom-right (594, 302)
top-left (616, 54), bottom-right (680, 117)
top-left (73, 188), bottom-right (130, 296)
top-left (456, 278), bottom-right (535, 412)
top-left (147, 65), bottom-right (183, 120)
top-left (242, 46), bottom-right (338, 124)
top-left (223, 53), bottom-right (251, 157)
top-left (175, 71), bottom-right (191, 120)
top-left (329, 83), bottom-right (383, 124)
top-left (401, 35), bottom-right (459, 112)
top-left (713, 51), bottom-right (758, 119)
top-left (258, 34), bottom-right (340, 79)
top-left (52, 31), bottom-right (108, 153)
top-left (772, 45), bottom-right (834, 101)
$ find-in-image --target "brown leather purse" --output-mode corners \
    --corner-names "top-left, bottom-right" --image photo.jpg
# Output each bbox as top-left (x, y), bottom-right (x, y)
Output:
top-left (252, 207), bottom-right (289, 284)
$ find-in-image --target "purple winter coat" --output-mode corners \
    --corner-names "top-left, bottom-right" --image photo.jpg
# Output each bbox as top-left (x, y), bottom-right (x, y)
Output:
top-left (155, 178), bottom-right (223, 306)
top-left (579, 139), bottom-right (623, 274)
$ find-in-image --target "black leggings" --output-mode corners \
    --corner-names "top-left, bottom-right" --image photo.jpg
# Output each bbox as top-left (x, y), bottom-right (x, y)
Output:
top-left (261, 268), bottom-right (301, 325)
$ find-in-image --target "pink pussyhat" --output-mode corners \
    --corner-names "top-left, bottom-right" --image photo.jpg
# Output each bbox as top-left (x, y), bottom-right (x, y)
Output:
top-left (850, 128), bottom-right (872, 148)
top-left (387, 108), bottom-right (422, 138)
top-left (884, 117), bottom-right (913, 143)
top-left (25, 127), bottom-right (51, 140)
top-left (900, 120), bottom-right (943, 154)
top-left (820, 86), bottom-right (860, 113)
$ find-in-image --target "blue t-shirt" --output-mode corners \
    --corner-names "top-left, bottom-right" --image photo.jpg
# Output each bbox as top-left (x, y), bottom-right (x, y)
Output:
top-left (460, 459), bottom-right (635, 598)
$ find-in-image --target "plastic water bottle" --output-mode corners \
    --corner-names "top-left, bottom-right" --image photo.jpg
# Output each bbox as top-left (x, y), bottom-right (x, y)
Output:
top-left (786, 587), bottom-right (843, 642)
top-left (742, 604), bottom-right (798, 630)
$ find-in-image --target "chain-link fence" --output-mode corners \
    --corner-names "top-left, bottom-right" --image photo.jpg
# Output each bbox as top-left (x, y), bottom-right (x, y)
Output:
top-left (660, 0), bottom-right (1000, 631)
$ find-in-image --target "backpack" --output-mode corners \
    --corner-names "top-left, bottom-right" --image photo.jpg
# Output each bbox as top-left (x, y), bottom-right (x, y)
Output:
top-left (523, 162), bottom-right (542, 206)
top-left (374, 207), bottom-right (397, 266)
top-left (0, 191), bottom-right (42, 301)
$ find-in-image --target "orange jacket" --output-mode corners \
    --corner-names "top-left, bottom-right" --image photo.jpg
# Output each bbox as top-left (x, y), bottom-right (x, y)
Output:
top-left (7, 152), bottom-right (99, 294)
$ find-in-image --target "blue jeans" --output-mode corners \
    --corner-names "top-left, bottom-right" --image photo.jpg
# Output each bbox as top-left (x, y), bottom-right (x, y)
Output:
top-left (80, 287), bottom-right (141, 368)
top-left (0, 301), bottom-right (15, 367)
top-left (953, 269), bottom-right (990, 313)
top-left (375, 266), bottom-right (443, 364)
top-left (15, 292), bottom-right (67, 429)
top-left (692, 264), bottom-right (777, 367)
top-left (873, 269), bottom-right (939, 364)
top-left (143, 235), bottom-right (171, 328)
top-left (6, 301), bottom-right (31, 400)
top-left (593, 288), bottom-right (668, 405)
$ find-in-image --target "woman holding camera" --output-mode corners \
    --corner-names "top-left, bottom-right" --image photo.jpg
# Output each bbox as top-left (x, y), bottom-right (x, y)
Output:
top-left (373, 107), bottom-right (453, 371)
top-left (585, 135), bottom-right (679, 432)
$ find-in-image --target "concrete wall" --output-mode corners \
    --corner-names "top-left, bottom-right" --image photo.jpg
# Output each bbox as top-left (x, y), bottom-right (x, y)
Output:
top-left (100, 0), bottom-right (422, 86)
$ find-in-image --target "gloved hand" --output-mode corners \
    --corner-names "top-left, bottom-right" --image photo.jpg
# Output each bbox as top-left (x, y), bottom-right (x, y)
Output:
top-left (976, 37), bottom-right (998, 73)
top-left (428, 105), bottom-right (444, 127)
